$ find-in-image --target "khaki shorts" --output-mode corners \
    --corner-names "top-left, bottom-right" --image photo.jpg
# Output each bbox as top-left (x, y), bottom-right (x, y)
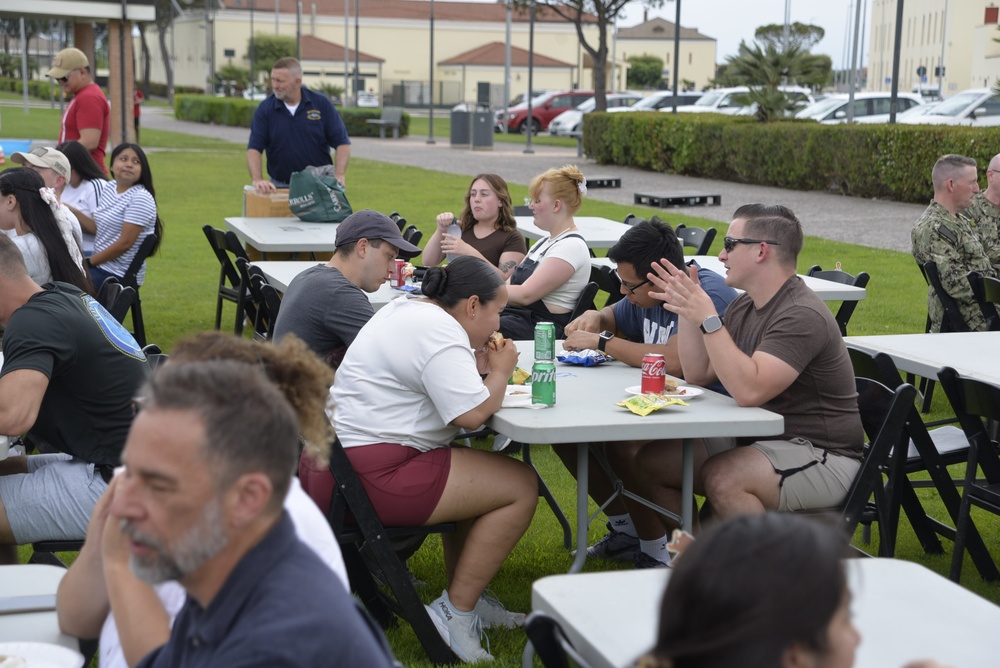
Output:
top-left (751, 439), bottom-right (861, 512)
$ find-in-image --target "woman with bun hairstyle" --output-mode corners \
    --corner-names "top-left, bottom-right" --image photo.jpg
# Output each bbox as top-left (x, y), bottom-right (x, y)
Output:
top-left (500, 164), bottom-right (591, 339)
top-left (0, 167), bottom-right (94, 295)
top-left (423, 173), bottom-right (526, 278)
top-left (57, 139), bottom-right (109, 254)
top-left (321, 256), bottom-right (537, 663)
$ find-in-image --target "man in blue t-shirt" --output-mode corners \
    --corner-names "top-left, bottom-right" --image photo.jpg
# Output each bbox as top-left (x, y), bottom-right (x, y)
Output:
top-left (247, 57), bottom-right (351, 193)
top-left (559, 218), bottom-right (738, 568)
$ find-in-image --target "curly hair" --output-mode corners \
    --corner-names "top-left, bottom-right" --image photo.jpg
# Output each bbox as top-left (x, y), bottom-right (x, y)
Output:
top-left (170, 332), bottom-right (334, 462)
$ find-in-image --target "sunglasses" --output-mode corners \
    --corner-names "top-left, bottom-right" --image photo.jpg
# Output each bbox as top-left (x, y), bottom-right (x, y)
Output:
top-left (613, 268), bottom-right (651, 296)
top-left (723, 236), bottom-right (783, 253)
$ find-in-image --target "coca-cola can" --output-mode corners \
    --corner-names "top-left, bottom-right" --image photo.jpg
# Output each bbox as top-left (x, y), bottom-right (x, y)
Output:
top-left (390, 259), bottom-right (406, 287)
top-left (641, 353), bottom-right (666, 394)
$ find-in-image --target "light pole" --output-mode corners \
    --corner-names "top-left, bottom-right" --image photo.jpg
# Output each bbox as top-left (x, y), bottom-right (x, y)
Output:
top-left (524, 0), bottom-right (535, 154)
top-left (503, 0), bottom-right (511, 132)
top-left (428, 0), bottom-right (435, 143)
top-left (670, 0), bottom-right (681, 113)
top-left (249, 0), bottom-right (255, 96)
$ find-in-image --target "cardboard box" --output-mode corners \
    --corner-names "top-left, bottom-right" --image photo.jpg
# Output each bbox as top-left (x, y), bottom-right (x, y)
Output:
top-left (244, 188), bottom-right (293, 218)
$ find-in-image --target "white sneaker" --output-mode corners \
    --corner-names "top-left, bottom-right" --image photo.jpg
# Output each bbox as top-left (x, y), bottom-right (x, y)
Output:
top-left (426, 591), bottom-right (494, 663)
top-left (473, 590), bottom-right (525, 629)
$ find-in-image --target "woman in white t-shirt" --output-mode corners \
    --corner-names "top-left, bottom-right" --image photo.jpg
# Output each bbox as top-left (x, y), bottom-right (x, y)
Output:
top-left (74, 143), bottom-right (163, 289)
top-left (500, 164), bottom-right (591, 339)
top-left (58, 139), bottom-right (109, 254)
top-left (0, 168), bottom-right (94, 294)
top-left (56, 333), bottom-right (348, 668)
top-left (324, 256), bottom-right (537, 663)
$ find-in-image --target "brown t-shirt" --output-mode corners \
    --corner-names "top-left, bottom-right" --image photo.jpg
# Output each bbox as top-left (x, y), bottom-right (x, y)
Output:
top-left (461, 226), bottom-right (527, 267)
top-left (724, 276), bottom-right (864, 459)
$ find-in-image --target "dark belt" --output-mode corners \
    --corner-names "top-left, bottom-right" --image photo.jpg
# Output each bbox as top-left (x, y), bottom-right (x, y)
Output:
top-left (97, 464), bottom-right (115, 484)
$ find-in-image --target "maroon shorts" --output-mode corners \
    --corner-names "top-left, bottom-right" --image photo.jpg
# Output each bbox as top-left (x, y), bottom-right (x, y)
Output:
top-left (299, 443), bottom-right (451, 526)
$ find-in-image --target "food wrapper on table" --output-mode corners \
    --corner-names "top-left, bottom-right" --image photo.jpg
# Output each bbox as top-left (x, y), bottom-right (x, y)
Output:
top-left (509, 367), bottom-right (531, 385)
top-left (616, 394), bottom-right (689, 416)
top-left (556, 349), bottom-right (608, 366)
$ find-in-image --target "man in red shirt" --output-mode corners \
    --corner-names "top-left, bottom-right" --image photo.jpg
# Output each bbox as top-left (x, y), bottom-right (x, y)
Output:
top-left (46, 48), bottom-right (110, 174)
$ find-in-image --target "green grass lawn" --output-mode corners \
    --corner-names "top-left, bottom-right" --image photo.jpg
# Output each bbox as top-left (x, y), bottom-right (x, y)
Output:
top-left (5, 108), bottom-right (999, 667)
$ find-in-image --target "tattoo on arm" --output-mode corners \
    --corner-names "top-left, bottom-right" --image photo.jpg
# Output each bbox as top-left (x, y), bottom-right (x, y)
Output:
top-left (499, 260), bottom-right (517, 273)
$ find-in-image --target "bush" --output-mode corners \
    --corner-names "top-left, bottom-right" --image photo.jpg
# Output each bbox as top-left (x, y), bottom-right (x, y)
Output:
top-left (173, 94), bottom-right (410, 137)
top-left (0, 76), bottom-right (61, 101)
top-left (583, 111), bottom-right (1000, 203)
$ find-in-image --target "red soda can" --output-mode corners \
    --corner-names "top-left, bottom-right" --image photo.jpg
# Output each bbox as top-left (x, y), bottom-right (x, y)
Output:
top-left (641, 353), bottom-right (666, 394)
top-left (390, 259), bottom-right (406, 287)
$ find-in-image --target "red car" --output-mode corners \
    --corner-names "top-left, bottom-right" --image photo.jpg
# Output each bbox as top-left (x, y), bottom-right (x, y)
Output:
top-left (495, 90), bottom-right (596, 134)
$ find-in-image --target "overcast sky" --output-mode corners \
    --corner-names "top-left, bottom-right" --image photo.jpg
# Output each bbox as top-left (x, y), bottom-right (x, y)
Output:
top-left (453, 0), bottom-right (870, 67)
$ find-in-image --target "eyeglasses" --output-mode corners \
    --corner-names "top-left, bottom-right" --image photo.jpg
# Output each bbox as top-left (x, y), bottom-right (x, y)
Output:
top-left (613, 268), bottom-right (651, 296)
top-left (56, 72), bottom-right (72, 83)
top-left (723, 236), bottom-right (783, 253)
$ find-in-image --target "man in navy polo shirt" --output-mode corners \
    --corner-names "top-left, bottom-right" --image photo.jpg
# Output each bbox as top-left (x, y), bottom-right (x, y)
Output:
top-left (247, 57), bottom-right (351, 193)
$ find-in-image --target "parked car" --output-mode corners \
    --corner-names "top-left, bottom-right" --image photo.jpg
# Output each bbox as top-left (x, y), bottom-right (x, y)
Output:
top-left (795, 92), bottom-right (923, 124)
top-left (356, 91), bottom-right (380, 108)
top-left (495, 90), bottom-right (596, 134)
top-left (675, 86), bottom-right (815, 115)
top-left (547, 92), bottom-right (643, 136)
top-left (898, 88), bottom-right (1000, 126)
top-left (605, 90), bottom-right (705, 114)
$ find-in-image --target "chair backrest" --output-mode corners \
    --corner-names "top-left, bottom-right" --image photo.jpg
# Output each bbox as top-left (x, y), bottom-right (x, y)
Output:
top-left (808, 265), bottom-right (871, 336)
top-left (623, 213), bottom-right (646, 226)
top-left (202, 225), bottom-right (244, 287)
top-left (568, 281), bottom-right (599, 322)
top-left (258, 281), bottom-right (282, 340)
top-left (524, 611), bottom-right (592, 668)
top-left (398, 225), bottom-right (423, 260)
top-left (592, 264), bottom-right (624, 305)
top-left (120, 233), bottom-right (159, 290)
top-left (937, 366), bottom-right (1000, 482)
top-left (99, 278), bottom-right (137, 325)
top-left (141, 343), bottom-right (170, 371)
top-left (920, 260), bottom-right (970, 333)
top-left (381, 106), bottom-right (403, 123)
top-left (675, 225), bottom-right (718, 255)
top-left (235, 258), bottom-right (271, 340)
top-left (967, 270), bottom-right (1000, 331)
top-left (838, 378), bottom-right (916, 535)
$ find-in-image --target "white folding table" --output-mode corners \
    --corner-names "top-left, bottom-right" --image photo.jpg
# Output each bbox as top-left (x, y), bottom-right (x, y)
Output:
top-left (224, 217), bottom-right (341, 255)
top-left (515, 216), bottom-right (630, 250)
top-left (0, 564), bottom-right (81, 652)
top-left (844, 332), bottom-right (1000, 388)
top-left (486, 341), bottom-right (783, 573)
top-left (591, 256), bottom-right (867, 303)
top-left (250, 261), bottom-right (405, 312)
top-left (531, 559), bottom-right (998, 668)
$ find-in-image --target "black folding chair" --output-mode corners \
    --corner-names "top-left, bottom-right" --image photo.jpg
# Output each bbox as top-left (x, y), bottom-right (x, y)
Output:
top-left (912, 261), bottom-right (970, 412)
top-left (967, 270), bottom-right (1000, 331)
top-left (807, 265), bottom-right (871, 336)
top-left (938, 366), bottom-right (1000, 582)
top-left (674, 223), bottom-right (718, 255)
top-left (622, 213), bottom-right (646, 226)
top-left (96, 277), bottom-right (136, 325)
top-left (524, 611), bottom-right (592, 668)
top-left (399, 225), bottom-right (423, 261)
top-left (118, 233), bottom-right (159, 348)
top-left (591, 264), bottom-right (624, 305)
top-left (325, 437), bottom-right (458, 664)
top-left (202, 225), bottom-right (254, 334)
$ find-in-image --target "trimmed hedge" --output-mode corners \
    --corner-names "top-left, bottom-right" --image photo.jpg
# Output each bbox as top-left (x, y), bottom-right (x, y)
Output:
top-left (174, 94), bottom-right (410, 137)
top-left (0, 76), bottom-right (61, 101)
top-left (583, 111), bottom-right (1000, 204)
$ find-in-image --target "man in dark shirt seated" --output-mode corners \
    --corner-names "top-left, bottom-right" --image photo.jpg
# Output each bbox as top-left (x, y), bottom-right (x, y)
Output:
top-left (114, 361), bottom-right (394, 667)
top-left (0, 234), bottom-right (147, 564)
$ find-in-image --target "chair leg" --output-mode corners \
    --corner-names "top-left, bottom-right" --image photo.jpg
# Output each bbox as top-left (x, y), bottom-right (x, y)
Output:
top-left (131, 294), bottom-right (146, 348)
top-left (214, 292), bottom-right (224, 330)
top-left (343, 543), bottom-right (396, 629)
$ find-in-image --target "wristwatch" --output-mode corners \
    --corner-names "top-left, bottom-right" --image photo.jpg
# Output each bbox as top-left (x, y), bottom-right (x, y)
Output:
top-left (700, 315), bottom-right (724, 334)
top-left (598, 330), bottom-right (614, 352)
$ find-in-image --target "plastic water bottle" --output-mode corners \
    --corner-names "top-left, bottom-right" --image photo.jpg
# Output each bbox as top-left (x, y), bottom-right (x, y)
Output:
top-left (446, 218), bottom-right (462, 262)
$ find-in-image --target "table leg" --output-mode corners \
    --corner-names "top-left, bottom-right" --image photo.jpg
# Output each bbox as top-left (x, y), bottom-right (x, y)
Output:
top-left (570, 443), bottom-right (589, 574)
top-left (681, 438), bottom-right (694, 530)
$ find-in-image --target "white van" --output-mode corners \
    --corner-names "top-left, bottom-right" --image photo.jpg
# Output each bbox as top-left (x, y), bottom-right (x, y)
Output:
top-left (675, 86), bottom-right (815, 115)
top-left (899, 88), bottom-right (1000, 127)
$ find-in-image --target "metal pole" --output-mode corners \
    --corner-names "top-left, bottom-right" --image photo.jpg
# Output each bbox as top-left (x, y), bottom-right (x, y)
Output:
top-left (275, 0), bottom-right (279, 34)
top-left (250, 0), bottom-right (255, 96)
top-left (120, 0), bottom-right (128, 144)
top-left (841, 3), bottom-right (852, 92)
top-left (670, 0), bottom-right (681, 113)
top-left (783, 0), bottom-right (791, 51)
top-left (20, 17), bottom-right (28, 113)
top-left (354, 0), bottom-right (359, 107)
top-left (344, 0), bottom-right (349, 101)
top-left (610, 14), bottom-right (616, 92)
top-left (846, 0), bottom-right (863, 121)
top-left (524, 0), bottom-right (535, 153)
top-left (428, 0), bottom-right (435, 143)
top-left (296, 0), bottom-right (301, 60)
top-left (888, 0), bottom-right (904, 122)
top-left (503, 0), bottom-right (511, 132)
top-left (937, 0), bottom-right (948, 98)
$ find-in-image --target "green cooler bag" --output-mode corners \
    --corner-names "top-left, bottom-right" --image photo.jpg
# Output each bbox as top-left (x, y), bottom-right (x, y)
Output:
top-left (288, 167), bottom-right (353, 223)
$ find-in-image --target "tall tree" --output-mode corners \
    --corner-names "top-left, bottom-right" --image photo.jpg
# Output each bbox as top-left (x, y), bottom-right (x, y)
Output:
top-left (626, 54), bottom-right (663, 89)
top-left (725, 40), bottom-right (822, 121)
top-left (248, 34), bottom-right (297, 81)
top-left (154, 0), bottom-right (197, 103)
top-left (532, 1), bottom-right (664, 112)
top-left (753, 22), bottom-right (825, 52)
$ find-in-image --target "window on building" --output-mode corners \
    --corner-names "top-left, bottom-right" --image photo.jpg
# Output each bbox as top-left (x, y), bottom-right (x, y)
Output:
top-left (224, 48), bottom-right (236, 58)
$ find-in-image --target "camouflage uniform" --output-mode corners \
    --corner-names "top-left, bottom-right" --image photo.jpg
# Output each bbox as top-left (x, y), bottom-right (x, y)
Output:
top-left (912, 200), bottom-right (997, 332)
top-left (960, 191), bottom-right (1000, 266)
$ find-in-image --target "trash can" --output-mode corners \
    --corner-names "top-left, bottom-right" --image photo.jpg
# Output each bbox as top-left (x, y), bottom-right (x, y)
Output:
top-left (471, 111), bottom-right (494, 151)
top-left (450, 110), bottom-right (471, 147)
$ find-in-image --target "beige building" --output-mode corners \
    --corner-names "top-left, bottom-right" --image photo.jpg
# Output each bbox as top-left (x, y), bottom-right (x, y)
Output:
top-left (137, 0), bottom-right (714, 105)
top-left (614, 18), bottom-right (716, 91)
top-left (868, 0), bottom-right (999, 95)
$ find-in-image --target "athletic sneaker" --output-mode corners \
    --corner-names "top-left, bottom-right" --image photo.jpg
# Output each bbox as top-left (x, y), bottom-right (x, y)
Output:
top-left (584, 522), bottom-right (641, 561)
top-left (473, 590), bottom-right (526, 629)
top-left (633, 551), bottom-right (671, 569)
top-left (426, 591), bottom-right (494, 662)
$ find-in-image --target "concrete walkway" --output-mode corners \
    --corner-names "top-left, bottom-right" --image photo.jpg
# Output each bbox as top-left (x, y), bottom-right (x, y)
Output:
top-left (141, 106), bottom-right (924, 253)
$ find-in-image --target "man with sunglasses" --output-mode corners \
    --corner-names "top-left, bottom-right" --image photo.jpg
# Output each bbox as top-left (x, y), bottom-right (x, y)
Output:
top-left (644, 204), bottom-right (863, 529)
top-left (46, 48), bottom-right (110, 174)
top-left (558, 218), bottom-right (737, 567)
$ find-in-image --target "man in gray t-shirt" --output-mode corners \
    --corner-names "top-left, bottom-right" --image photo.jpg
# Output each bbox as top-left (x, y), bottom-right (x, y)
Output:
top-left (273, 210), bottom-right (419, 367)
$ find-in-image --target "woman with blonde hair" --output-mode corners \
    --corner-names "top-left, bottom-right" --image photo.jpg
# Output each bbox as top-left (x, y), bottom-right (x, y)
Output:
top-left (499, 164), bottom-right (591, 339)
top-left (423, 173), bottom-right (526, 278)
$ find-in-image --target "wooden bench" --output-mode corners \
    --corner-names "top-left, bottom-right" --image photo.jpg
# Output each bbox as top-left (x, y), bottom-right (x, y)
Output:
top-left (365, 107), bottom-right (403, 139)
top-left (633, 192), bottom-right (722, 208)
top-left (586, 177), bottom-right (621, 189)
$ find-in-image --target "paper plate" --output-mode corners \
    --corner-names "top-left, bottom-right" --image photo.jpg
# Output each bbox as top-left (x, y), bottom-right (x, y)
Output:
top-left (624, 385), bottom-right (704, 398)
top-left (0, 642), bottom-right (85, 668)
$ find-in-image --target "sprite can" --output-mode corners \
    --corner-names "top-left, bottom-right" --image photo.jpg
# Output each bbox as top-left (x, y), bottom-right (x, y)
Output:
top-left (534, 322), bottom-right (556, 361)
top-left (531, 361), bottom-right (556, 406)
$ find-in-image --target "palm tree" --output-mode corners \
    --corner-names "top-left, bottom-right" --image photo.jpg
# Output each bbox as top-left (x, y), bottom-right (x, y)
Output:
top-left (725, 40), bottom-right (821, 122)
